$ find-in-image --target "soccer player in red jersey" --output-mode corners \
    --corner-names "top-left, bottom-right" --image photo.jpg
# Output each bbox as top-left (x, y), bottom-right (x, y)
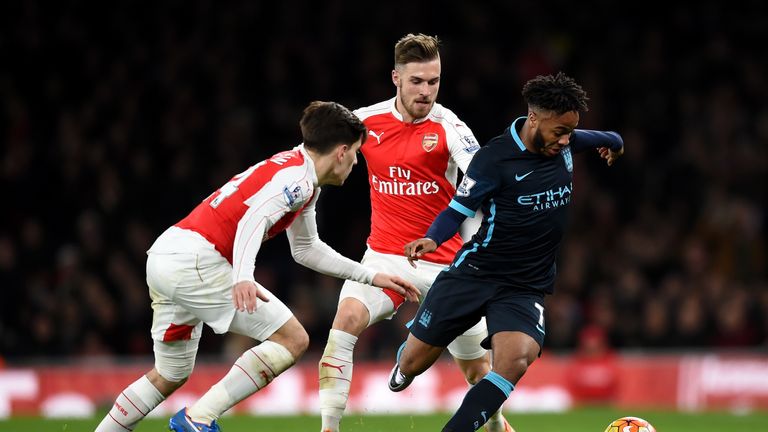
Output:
top-left (317, 34), bottom-right (514, 432)
top-left (94, 101), bottom-right (419, 432)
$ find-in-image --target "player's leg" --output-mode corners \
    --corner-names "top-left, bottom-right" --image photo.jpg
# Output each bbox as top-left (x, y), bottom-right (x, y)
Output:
top-left (444, 332), bottom-right (538, 432)
top-left (94, 368), bottom-right (174, 432)
top-left (390, 272), bottom-right (486, 391)
top-left (448, 319), bottom-right (491, 384)
top-left (389, 331), bottom-right (445, 390)
top-left (448, 322), bottom-right (514, 432)
top-left (96, 252), bottom-right (202, 432)
top-left (443, 292), bottom-right (545, 432)
top-left (319, 250), bottom-right (424, 432)
top-left (319, 286), bottom-right (403, 431)
top-left (94, 369), bottom-right (170, 432)
top-left (319, 294), bottom-right (369, 432)
top-left (183, 283), bottom-right (300, 427)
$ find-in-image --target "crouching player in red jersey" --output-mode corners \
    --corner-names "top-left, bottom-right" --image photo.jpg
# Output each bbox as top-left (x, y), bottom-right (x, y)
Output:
top-left (94, 101), bottom-right (419, 432)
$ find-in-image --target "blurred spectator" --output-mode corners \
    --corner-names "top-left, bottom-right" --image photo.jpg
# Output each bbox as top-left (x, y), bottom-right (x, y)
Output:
top-left (565, 325), bottom-right (619, 404)
top-left (671, 291), bottom-right (709, 348)
top-left (0, 0), bottom-right (766, 361)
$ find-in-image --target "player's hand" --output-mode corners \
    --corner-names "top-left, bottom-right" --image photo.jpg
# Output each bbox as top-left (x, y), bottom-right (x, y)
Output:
top-left (598, 145), bottom-right (624, 166)
top-left (232, 280), bottom-right (270, 314)
top-left (371, 273), bottom-right (420, 303)
top-left (404, 238), bottom-right (438, 268)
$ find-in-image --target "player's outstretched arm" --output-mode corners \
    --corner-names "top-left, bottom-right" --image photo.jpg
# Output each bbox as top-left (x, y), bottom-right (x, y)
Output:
top-left (404, 238), bottom-right (438, 268)
top-left (404, 205), bottom-right (467, 268)
top-left (371, 273), bottom-right (420, 303)
top-left (570, 129), bottom-right (622, 149)
top-left (570, 129), bottom-right (624, 166)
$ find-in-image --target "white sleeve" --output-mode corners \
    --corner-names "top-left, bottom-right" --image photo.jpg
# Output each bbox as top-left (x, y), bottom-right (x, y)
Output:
top-left (444, 116), bottom-right (485, 240)
top-left (445, 119), bottom-right (481, 173)
top-left (231, 161), bottom-right (315, 285)
top-left (231, 195), bottom-right (285, 284)
top-left (286, 189), bottom-right (376, 285)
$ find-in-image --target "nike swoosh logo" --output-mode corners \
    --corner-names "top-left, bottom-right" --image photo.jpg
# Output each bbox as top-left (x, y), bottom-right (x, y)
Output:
top-left (515, 171), bottom-right (534, 181)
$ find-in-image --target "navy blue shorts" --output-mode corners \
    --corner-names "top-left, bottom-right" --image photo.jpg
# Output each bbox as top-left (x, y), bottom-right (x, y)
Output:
top-left (409, 271), bottom-right (546, 351)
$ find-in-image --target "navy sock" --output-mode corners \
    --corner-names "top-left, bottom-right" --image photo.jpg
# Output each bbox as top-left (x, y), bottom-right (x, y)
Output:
top-left (442, 371), bottom-right (513, 432)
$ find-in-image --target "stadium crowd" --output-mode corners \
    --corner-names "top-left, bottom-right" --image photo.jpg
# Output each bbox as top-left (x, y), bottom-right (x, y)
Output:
top-left (1, 0), bottom-right (766, 363)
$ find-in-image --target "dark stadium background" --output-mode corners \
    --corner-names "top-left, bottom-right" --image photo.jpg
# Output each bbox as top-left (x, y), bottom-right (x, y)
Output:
top-left (1, 0), bottom-right (766, 367)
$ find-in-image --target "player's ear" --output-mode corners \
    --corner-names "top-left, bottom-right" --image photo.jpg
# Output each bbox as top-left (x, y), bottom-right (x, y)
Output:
top-left (391, 69), bottom-right (400, 87)
top-left (337, 144), bottom-right (349, 162)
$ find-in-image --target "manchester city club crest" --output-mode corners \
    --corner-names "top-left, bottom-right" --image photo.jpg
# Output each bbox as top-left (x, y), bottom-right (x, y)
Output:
top-left (422, 133), bottom-right (439, 152)
top-left (562, 146), bottom-right (573, 172)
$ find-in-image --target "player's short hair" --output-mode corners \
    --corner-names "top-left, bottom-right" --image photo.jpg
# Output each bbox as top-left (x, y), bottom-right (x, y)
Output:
top-left (300, 101), bottom-right (367, 154)
top-left (394, 33), bottom-right (441, 68)
top-left (522, 72), bottom-right (590, 115)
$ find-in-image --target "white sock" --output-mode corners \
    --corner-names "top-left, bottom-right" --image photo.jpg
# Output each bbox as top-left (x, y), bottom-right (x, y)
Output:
top-left (187, 340), bottom-right (294, 424)
top-left (318, 329), bottom-right (357, 432)
top-left (95, 375), bottom-right (165, 432)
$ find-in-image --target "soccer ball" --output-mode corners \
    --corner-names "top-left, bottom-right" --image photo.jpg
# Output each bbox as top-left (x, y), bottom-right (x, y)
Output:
top-left (603, 416), bottom-right (656, 432)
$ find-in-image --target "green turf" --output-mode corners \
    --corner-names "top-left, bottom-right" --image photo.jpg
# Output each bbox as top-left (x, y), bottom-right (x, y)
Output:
top-left (2, 408), bottom-right (767, 431)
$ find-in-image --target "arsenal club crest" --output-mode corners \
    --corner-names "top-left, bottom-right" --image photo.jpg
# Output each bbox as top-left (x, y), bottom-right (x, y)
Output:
top-left (422, 133), bottom-right (439, 152)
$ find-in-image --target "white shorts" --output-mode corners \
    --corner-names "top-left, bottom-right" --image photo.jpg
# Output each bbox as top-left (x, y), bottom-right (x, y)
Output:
top-left (339, 247), bottom-right (487, 360)
top-left (147, 227), bottom-right (293, 344)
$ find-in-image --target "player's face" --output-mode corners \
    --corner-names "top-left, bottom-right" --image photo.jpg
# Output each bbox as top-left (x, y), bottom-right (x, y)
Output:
top-left (392, 58), bottom-right (441, 122)
top-left (532, 110), bottom-right (579, 157)
top-left (331, 139), bottom-right (362, 185)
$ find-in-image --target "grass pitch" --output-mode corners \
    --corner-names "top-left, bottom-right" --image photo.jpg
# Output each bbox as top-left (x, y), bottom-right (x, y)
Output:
top-left (2, 407), bottom-right (767, 431)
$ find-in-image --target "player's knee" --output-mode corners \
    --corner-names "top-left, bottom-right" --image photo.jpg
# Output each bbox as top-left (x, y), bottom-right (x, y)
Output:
top-left (153, 340), bottom-right (198, 392)
top-left (155, 360), bottom-right (194, 382)
top-left (151, 364), bottom-right (191, 395)
top-left (451, 352), bottom-right (491, 385)
top-left (295, 327), bottom-right (310, 356)
top-left (281, 326), bottom-right (310, 359)
top-left (495, 355), bottom-right (531, 384)
top-left (268, 317), bottom-right (309, 359)
top-left (461, 360), bottom-right (491, 385)
top-left (332, 299), bottom-right (370, 334)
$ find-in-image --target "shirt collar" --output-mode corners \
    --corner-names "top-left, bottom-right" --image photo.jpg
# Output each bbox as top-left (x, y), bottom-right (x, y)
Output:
top-left (510, 116), bottom-right (528, 152)
top-left (297, 144), bottom-right (319, 187)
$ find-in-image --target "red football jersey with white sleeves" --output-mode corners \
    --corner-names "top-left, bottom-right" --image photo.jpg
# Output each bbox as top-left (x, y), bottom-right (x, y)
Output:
top-left (355, 98), bottom-right (481, 264)
top-left (175, 145), bottom-right (317, 283)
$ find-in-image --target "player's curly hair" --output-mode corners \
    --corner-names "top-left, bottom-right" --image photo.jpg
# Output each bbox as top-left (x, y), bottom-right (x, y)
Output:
top-left (300, 101), bottom-right (367, 154)
top-left (522, 72), bottom-right (589, 115)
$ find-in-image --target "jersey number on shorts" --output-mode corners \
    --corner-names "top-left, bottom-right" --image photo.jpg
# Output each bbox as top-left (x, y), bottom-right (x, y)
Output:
top-left (534, 302), bottom-right (545, 326)
top-left (534, 302), bottom-right (545, 334)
